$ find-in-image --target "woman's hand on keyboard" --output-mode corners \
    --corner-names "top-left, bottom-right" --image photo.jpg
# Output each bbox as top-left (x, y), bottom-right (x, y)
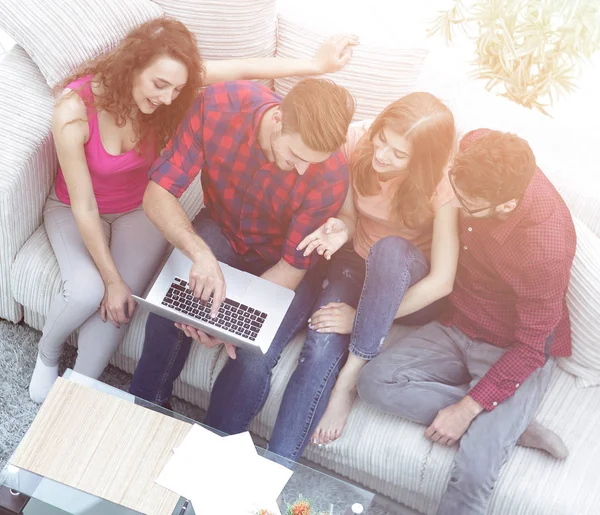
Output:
top-left (175, 323), bottom-right (237, 359)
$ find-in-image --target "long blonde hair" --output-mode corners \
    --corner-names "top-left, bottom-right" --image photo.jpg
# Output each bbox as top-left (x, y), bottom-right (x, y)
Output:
top-left (352, 92), bottom-right (455, 228)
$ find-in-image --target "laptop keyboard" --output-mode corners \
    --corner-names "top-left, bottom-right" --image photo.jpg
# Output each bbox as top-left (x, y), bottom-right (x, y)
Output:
top-left (161, 277), bottom-right (268, 341)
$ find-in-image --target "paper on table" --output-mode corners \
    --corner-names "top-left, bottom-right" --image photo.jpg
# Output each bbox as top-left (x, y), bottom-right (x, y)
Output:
top-left (156, 426), bottom-right (292, 515)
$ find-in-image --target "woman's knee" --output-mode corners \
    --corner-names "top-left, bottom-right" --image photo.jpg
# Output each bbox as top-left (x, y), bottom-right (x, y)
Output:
top-left (61, 272), bottom-right (105, 312)
top-left (370, 236), bottom-right (415, 263)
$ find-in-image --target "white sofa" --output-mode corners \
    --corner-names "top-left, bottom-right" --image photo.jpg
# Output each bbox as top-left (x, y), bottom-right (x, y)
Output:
top-left (1, 1), bottom-right (600, 514)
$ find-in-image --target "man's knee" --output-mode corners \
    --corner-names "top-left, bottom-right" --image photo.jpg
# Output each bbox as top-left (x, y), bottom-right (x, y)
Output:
top-left (357, 358), bottom-right (385, 406)
top-left (146, 311), bottom-right (177, 333)
top-left (231, 347), bottom-right (272, 377)
top-left (301, 330), bottom-right (348, 367)
top-left (357, 355), bottom-right (410, 408)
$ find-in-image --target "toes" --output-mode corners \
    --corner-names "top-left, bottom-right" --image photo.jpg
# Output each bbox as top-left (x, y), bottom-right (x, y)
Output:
top-left (313, 429), bottom-right (324, 445)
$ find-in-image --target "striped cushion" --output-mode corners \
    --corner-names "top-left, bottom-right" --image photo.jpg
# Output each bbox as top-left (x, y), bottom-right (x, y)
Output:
top-left (151, 0), bottom-right (277, 89)
top-left (0, 46), bottom-right (55, 323)
top-left (0, 0), bottom-right (163, 88)
top-left (557, 219), bottom-right (600, 387)
top-left (275, 15), bottom-right (428, 122)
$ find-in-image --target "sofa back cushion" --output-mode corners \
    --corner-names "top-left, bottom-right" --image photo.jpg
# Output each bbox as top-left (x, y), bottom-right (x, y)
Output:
top-left (557, 218), bottom-right (600, 387)
top-left (151, 0), bottom-right (277, 89)
top-left (0, 0), bottom-right (163, 88)
top-left (275, 15), bottom-right (428, 122)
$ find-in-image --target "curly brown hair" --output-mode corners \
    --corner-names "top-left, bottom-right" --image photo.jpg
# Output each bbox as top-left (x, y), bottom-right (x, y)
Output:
top-left (352, 92), bottom-right (456, 229)
top-left (60, 17), bottom-right (204, 155)
top-left (451, 129), bottom-right (537, 204)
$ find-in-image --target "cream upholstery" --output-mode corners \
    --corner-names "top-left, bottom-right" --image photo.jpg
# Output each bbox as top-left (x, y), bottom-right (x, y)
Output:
top-left (151, 0), bottom-right (277, 89)
top-left (0, 0), bottom-right (163, 88)
top-left (2, 4), bottom-right (600, 514)
top-left (0, 46), bottom-right (55, 323)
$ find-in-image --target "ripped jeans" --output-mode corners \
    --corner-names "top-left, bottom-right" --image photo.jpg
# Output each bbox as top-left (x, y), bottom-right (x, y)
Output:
top-left (205, 236), bottom-right (442, 461)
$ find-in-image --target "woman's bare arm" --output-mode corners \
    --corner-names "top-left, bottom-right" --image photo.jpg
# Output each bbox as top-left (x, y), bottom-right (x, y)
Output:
top-left (203, 34), bottom-right (358, 85)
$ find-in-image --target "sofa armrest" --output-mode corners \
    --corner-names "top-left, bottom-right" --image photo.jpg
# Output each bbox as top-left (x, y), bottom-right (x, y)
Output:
top-left (0, 46), bottom-right (56, 322)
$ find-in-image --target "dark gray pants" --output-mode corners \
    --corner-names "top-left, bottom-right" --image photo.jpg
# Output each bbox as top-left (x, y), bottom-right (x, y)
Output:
top-left (357, 321), bottom-right (555, 515)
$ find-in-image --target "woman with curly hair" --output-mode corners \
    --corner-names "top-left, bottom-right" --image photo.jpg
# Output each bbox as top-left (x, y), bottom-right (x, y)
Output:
top-left (29, 17), bottom-right (357, 403)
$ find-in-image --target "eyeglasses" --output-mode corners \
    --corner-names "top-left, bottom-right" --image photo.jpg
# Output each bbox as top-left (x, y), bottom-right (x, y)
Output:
top-left (448, 171), bottom-right (496, 215)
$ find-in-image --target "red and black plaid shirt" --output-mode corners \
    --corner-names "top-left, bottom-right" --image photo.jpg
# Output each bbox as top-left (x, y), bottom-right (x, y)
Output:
top-left (149, 81), bottom-right (349, 269)
top-left (442, 129), bottom-right (577, 411)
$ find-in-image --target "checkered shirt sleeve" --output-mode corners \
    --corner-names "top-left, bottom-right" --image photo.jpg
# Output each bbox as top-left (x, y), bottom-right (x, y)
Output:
top-left (282, 155), bottom-right (350, 269)
top-left (468, 255), bottom-right (572, 411)
top-left (148, 95), bottom-right (205, 197)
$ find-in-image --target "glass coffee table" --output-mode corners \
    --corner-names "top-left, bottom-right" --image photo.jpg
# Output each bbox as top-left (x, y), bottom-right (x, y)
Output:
top-left (1, 369), bottom-right (374, 514)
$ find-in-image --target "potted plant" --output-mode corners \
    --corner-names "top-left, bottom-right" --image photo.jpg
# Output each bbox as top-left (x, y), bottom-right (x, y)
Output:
top-left (429, 0), bottom-right (600, 114)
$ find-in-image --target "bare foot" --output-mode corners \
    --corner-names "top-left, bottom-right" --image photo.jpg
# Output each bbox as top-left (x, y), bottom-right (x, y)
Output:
top-left (311, 386), bottom-right (358, 446)
top-left (518, 419), bottom-right (569, 459)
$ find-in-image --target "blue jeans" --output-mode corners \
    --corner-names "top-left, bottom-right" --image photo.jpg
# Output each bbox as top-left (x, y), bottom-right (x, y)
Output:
top-left (129, 209), bottom-right (326, 404)
top-left (205, 236), bottom-right (443, 461)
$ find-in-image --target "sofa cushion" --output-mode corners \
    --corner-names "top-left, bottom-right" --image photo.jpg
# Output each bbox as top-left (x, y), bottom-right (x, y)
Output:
top-left (11, 172), bottom-right (203, 313)
top-left (0, 46), bottom-right (56, 323)
top-left (274, 15), bottom-right (428, 122)
top-left (198, 323), bottom-right (600, 514)
top-left (0, 0), bottom-right (163, 88)
top-left (151, 0), bottom-right (277, 89)
top-left (557, 218), bottom-right (600, 387)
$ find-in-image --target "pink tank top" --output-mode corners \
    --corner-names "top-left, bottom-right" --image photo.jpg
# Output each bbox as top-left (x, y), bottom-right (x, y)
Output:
top-left (54, 76), bottom-right (156, 214)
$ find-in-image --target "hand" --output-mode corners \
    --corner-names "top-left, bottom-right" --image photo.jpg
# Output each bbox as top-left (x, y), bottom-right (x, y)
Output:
top-left (309, 302), bottom-right (356, 334)
top-left (189, 248), bottom-right (226, 317)
top-left (313, 34), bottom-right (359, 74)
top-left (175, 323), bottom-right (237, 360)
top-left (100, 280), bottom-right (135, 328)
top-left (424, 396), bottom-right (484, 446)
top-left (297, 218), bottom-right (349, 260)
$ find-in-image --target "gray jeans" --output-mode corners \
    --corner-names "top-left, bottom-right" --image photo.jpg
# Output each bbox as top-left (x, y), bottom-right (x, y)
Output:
top-left (357, 321), bottom-right (555, 515)
top-left (39, 188), bottom-right (168, 377)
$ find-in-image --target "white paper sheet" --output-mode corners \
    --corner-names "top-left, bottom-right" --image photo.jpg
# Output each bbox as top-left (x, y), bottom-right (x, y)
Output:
top-left (156, 426), bottom-right (290, 515)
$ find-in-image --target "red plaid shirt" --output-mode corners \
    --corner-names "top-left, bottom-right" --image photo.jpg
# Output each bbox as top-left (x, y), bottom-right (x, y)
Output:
top-left (149, 81), bottom-right (349, 269)
top-left (442, 129), bottom-right (576, 411)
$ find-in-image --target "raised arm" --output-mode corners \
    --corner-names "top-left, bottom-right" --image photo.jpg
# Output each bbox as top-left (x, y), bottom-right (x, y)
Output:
top-left (203, 34), bottom-right (358, 85)
top-left (52, 92), bottom-right (133, 327)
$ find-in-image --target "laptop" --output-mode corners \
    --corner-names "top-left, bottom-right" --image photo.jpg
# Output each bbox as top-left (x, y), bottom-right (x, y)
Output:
top-left (133, 248), bottom-right (295, 354)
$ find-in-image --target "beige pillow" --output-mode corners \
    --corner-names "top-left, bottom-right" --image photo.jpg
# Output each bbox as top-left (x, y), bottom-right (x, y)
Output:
top-left (275, 15), bottom-right (428, 122)
top-left (0, 0), bottom-right (163, 88)
top-left (151, 0), bottom-right (277, 89)
top-left (557, 218), bottom-right (600, 387)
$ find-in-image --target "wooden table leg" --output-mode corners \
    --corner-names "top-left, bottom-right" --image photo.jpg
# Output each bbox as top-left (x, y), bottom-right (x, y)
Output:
top-left (0, 486), bottom-right (30, 514)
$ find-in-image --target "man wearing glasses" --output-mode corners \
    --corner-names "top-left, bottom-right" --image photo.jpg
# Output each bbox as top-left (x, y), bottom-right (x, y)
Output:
top-left (357, 128), bottom-right (576, 515)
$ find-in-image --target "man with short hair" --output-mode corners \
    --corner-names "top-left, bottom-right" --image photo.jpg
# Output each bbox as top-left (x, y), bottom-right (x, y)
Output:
top-left (130, 78), bottom-right (355, 403)
top-left (358, 129), bottom-right (576, 515)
